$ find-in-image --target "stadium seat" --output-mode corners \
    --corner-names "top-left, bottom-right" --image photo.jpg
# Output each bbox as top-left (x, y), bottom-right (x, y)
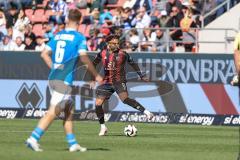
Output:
top-left (44, 9), bottom-right (53, 17)
top-left (78, 24), bottom-right (86, 34)
top-left (33, 24), bottom-right (44, 36)
top-left (43, 0), bottom-right (50, 7)
top-left (31, 9), bottom-right (48, 23)
top-left (25, 9), bottom-right (34, 19)
top-left (106, 0), bottom-right (125, 8)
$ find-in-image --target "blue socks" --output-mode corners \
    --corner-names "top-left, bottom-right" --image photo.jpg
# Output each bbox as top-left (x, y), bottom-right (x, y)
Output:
top-left (31, 127), bottom-right (44, 142)
top-left (66, 133), bottom-right (78, 147)
top-left (30, 128), bottom-right (77, 148)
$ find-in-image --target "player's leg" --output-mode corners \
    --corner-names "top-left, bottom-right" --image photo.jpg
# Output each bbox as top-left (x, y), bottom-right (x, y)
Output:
top-left (95, 84), bottom-right (114, 136)
top-left (26, 102), bottom-right (62, 151)
top-left (63, 102), bottom-right (87, 152)
top-left (26, 83), bottom-right (71, 151)
top-left (95, 97), bottom-right (108, 136)
top-left (116, 83), bottom-right (154, 120)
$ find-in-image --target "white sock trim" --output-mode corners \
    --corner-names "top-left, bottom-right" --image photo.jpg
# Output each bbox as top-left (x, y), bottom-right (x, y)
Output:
top-left (100, 124), bottom-right (106, 129)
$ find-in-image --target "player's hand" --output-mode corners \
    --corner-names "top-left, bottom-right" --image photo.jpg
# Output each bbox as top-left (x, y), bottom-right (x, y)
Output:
top-left (95, 74), bottom-right (103, 84)
top-left (141, 76), bottom-right (149, 82)
top-left (89, 81), bottom-right (96, 89)
top-left (231, 75), bottom-right (239, 86)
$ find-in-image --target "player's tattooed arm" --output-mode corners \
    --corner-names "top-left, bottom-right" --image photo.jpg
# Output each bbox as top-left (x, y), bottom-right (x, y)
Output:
top-left (92, 52), bottom-right (102, 67)
top-left (126, 52), bottom-right (146, 80)
top-left (41, 48), bottom-right (52, 69)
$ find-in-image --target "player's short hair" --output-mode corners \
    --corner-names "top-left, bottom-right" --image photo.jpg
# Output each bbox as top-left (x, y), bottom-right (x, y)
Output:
top-left (68, 9), bottom-right (82, 23)
top-left (105, 34), bottom-right (120, 42)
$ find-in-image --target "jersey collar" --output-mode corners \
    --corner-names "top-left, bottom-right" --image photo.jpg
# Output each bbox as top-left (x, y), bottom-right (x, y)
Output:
top-left (65, 28), bottom-right (76, 31)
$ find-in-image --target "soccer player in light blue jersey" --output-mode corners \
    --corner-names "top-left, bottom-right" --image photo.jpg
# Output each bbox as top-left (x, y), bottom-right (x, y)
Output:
top-left (25, 9), bottom-right (103, 152)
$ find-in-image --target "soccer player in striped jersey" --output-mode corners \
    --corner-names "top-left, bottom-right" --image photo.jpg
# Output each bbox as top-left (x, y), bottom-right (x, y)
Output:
top-left (25, 9), bottom-right (103, 152)
top-left (91, 34), bottom-right (154, 136)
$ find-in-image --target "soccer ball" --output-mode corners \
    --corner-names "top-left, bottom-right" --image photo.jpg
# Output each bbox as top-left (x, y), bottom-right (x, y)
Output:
top-left (124, 124), bottom-right (137, 137)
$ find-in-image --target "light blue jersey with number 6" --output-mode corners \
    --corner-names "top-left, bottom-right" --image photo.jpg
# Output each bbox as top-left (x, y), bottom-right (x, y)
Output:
top-left (46, 28), bottom-right (87, 85)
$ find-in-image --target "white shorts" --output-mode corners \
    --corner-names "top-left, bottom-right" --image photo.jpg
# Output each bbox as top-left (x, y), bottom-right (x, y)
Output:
top-left (49, 80), bottom-right (72, 109)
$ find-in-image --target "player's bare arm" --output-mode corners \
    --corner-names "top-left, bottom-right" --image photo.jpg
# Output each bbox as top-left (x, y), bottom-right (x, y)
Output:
top-left (231, 33), bottom-right (240, 85)
top-left (234, 49), bottom-right (240, 74)
top-left (41, 48), bottom-right (52, 69)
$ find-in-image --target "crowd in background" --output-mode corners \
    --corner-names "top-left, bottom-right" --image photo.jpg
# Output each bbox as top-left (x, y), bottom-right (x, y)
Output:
top-left (0, 0), bottom-right (240, 53)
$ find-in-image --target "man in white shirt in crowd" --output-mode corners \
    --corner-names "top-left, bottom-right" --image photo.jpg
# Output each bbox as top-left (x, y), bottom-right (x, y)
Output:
top-left (0, 35), bottom-right (14, 51)
top-left (35, 36), bottom-right (46, 51)
top-left (13, 36), bottom-right (25, 51)
top-left (131, 6), bottom-right (151, 29)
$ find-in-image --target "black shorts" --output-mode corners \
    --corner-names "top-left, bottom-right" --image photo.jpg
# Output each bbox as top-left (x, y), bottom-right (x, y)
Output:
top-left (96, 83), bottom-right (127, 99)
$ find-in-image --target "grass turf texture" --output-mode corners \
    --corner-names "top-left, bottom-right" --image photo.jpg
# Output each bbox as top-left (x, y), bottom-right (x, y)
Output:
top-left (0, 119), bottom-right (238, 160)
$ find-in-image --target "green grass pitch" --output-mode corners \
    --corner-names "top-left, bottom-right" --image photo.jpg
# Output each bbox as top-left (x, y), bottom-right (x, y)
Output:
top-left (0, 119), bottom-right (238, 160)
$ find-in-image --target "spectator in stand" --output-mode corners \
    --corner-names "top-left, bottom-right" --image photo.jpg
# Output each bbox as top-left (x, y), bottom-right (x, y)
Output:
top-left (180, 7), bottom-right (198, 52)
top-left (35, 36), bottom-right (46, 51)
top-left (152, 28), bottom-right (171, 52)
top-left (101, 27), bottom-right (111, 37)
top-left (82, 7), bottom-right (100, 25)
top-left (166, 6), bottom-right (184, 48)
top-left (139, 28), bottom-right (155, 52)
top-left (123, 41), bottom-right (134, 52)
top-left (13, 36), bottom-right (25, 51)
top-left (53, 23), bottom-right (65, 34)
top-left (128, 29), bottom-right (140, 51)
top-left (5, 3), bottom-right (19, 29)
top-left (25, 35), bottom-right (36, 50)
top-left (132, 0), bottom-right (152, 13)
top-left (187, 1), bottom-right (203, 28)
top-left (0, 10), bottom-right (7, 39)
top-left (166, 0), bottom-right (183, 16)
top-left (24, 24), bottom-right (36, 43)
top-left (75, 0), bottom-right (88, 9)
top-left (158, 10), bottom-right (170, 27)
top-left (99, 8), bottom-right (113, 25)
top-left (123, 0), bottom-right (137, 9)
top-left (89, 0), bottom-right (106, 13)
top-left (131, 7), bottom-right (151, 29)
top-left (190, 0), bottom-right (203, 15)
top-left (87, 28), bottom-right (100, 51)
top-left (0, 35), bottom-right (14, 51)
top-left (49, 0), bottom-right (68, 24)
top-left (112, 7), bottom-right (123, 27)
top-left (42, 22), bottom-right (55, 42)
top-left (7, 27), bottom-right (13, 39)
top-left (21, 0), bottom-right (33, 9)
top-left (201, 0), bottom-right (217, 26)
top-left (121, 7), bottom-right (134, 30)
top-left (12, 9), bottom-right (30, 41)
top-left (66, 0), bottom-right (77, 9)
top-left (0, 1), bottom-right (21, 11)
